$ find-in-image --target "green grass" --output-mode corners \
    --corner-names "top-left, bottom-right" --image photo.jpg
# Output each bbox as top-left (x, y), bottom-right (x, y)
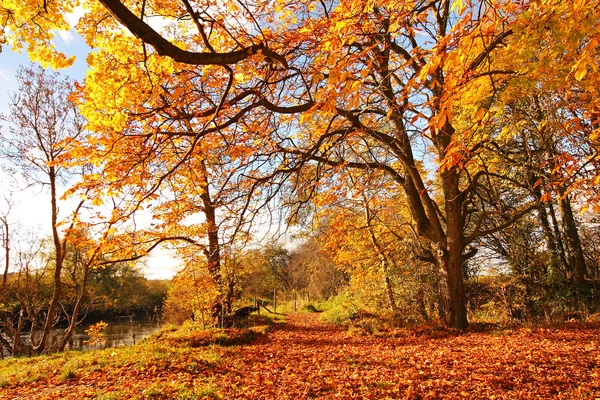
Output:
top-left (273, 297), bottom-right (326, 314)
top-left (317, 293), bottom-right (361, 325)
top-left (0, 321), bottom-right (263, 394)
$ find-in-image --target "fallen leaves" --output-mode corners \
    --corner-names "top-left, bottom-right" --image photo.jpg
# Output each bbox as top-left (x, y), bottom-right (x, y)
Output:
top-left (1, 314), bottom-right (599, 399)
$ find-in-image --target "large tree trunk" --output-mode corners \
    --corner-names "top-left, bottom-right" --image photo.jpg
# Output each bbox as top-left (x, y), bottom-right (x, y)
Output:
top-left (435, 243), bottom-right (468, 330)
top-left (439, 170), bottom-right (468, 330)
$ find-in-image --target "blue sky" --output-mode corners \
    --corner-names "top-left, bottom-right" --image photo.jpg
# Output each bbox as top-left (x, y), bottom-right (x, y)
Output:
top-left (0, 28), bottom-right (90, 109)
top-left (0, 30), bottom-right (180, 280)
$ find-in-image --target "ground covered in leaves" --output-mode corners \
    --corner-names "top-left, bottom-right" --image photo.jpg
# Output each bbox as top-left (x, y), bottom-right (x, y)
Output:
top-left (1, 313), bottom-right (599, 399)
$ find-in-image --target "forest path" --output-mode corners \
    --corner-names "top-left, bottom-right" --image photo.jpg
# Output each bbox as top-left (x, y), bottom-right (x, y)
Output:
top-left (1, 313), bottom-right (599, 399)
top-left (216, 312), bottom-right (393, 398)
top-left (212, 313), bottom-right (599, 399)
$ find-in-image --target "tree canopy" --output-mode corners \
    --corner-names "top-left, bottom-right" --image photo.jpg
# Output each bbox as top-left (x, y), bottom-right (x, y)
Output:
top-left (2, 0), bottom-right (600, 329)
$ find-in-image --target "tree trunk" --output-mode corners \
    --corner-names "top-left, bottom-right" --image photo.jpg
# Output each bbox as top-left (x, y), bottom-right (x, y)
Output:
top-left (364, 202), bottom-right (398, 315)
top-left (557, 189), bottom-right (586, 283)
top-left (548, 200), bottom-right (569, 272)
top-left (35, 168), bottom-right (64, 354)
top-left (225, 278), bottom-right (235, 314)
top-left (198, 160), bottom-right (223, 316)
top-left (415, 287), bottom-right (429, 321)
top-left (439, 170), bottom-right (468, 330)
top-left (1, 216), bottom-right (8, 285)
top-left (435, 244), bottom-right (468, 330)
top-left (532, 186), bottom-right (561, 279)
top-left (59, 264), bottom-right (90, 351)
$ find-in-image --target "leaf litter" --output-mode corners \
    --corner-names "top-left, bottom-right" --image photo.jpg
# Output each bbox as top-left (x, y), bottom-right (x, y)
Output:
top-left (1, 313), bottom-right (599, 399)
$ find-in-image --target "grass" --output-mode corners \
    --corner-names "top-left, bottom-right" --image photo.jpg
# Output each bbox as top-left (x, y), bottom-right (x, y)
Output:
top-left (270, 298), bottom-right (323, 315)
top-left (0, 320), bottom-right (266, 398)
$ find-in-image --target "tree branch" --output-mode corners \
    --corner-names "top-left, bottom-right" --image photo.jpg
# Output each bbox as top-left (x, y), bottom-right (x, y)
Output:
top-left (98, 0), bottom-right (288, 68)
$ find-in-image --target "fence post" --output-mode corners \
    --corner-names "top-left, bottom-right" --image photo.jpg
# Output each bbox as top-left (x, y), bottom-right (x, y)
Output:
top-left (220, 301), bottom-right (224, 329)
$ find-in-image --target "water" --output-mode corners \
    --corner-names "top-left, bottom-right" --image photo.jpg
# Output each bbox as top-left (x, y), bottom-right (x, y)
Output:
top-left (65, 317), bottom-right (162, 351)
top-left (10, 317), bottom-right (163, 354)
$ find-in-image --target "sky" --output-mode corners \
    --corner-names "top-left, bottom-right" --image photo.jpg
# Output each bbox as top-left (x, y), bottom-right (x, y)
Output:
top-left (0, 28), bottom-right (181, 280)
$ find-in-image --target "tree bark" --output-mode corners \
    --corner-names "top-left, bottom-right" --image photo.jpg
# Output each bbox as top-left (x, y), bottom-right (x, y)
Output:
top-left (35, 167), bottom-right (65, 354)
top-left (557, 188), bottom-right (586, 283)
top-left (1, 216), bottom-right (8, 285)
top-left (363, 196), bottom-right (398, 315)
top-left (438, 167), bottom-right (468, 330)
top-left (548, 200), bottom-right (569, 271)
top-left (532, 185), bottom-right (562, 279)
top-left (435, 238), bottom-right (468, 330)
top-left (198, 160), bottom-right (223, 315)
top-left (59, 263), bottom-right (90, 352)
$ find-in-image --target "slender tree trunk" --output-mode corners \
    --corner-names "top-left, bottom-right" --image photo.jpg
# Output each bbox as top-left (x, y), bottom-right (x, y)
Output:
top-left (415, 287), bottom-right (429, 321)
top-left (13, 311), bottom-right (25, 355)
top-left (36, 168), bottom-right (65, 354)
top-left (197, 160), bottom-right (223, 316)
top-left (548, 200), bottom-right (569, 271)
top-left (59, 264), bottom-right (90, 351)
top-left (204, 204), bottom-right (221, 284)
top-left (557, 188), bottom-right (586, 283)
top-left (532, 186), bottom-right (561, 278)
top-left (363, 199), bottom-right (398, 314)
top-left (0, 216), bottom-right (11, 356)
top-left (225, 278), bottom-right (235, 314)
top-left (1, 217), bottom-right (8, 285)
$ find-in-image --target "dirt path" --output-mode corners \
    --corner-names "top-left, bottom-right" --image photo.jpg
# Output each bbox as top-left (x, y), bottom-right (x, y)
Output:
top-left (2, 313), bottom-right (600, 399)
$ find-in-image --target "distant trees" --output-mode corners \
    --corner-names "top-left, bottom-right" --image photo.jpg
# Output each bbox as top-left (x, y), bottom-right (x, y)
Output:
top-left (0, 231), bottom-right (167, 357)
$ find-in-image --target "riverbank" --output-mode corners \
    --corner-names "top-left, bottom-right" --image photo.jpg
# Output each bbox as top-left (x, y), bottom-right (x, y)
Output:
top-left (1, 314), bottom-right (599, 399)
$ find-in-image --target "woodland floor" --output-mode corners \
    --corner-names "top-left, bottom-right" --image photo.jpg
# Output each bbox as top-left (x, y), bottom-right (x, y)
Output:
top-left (1, 313), bottom-right (600, 399)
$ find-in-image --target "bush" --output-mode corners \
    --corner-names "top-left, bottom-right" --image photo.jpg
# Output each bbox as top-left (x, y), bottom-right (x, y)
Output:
top-left (302, 304), bottom-right (319, 313)
top-left (318, 294), bottom-right (360, 325)
top-left (155, 321), bottom-right (263, 348)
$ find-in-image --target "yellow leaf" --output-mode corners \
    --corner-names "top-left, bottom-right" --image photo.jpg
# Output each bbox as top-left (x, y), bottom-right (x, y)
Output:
top-left (451, 0), bottom-right (466, 14)
top-left (474, 108), bottom-right (486, 121)
top-left (574, 62), bottom-right (588, 81)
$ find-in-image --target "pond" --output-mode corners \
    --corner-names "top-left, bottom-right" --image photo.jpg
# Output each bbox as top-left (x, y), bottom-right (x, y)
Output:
top-left (11, 316), bottom-right (163, 354)
top-left (64, 316), bottom-right (162, 351)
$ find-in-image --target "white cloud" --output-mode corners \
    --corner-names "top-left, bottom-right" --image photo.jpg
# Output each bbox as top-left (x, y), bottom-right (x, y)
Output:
top-left (0, 69), bottom-right (10, 82)
top-left (57, 30), bottom-right (76, 44)
top-left (64, 6), bottom-right (86, 27)
top-left (143, 247), bottom-right (181, 280)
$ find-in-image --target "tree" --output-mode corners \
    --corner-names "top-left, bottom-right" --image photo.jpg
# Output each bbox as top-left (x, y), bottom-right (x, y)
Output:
top-left (288, 238), bottom-right (348, 300)
top-left (162, 259), bottom-right (218, 327)
top-left (0, 64), bottom-right (87, 353)
top-left (5, 0), bottom-right (600, 330)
